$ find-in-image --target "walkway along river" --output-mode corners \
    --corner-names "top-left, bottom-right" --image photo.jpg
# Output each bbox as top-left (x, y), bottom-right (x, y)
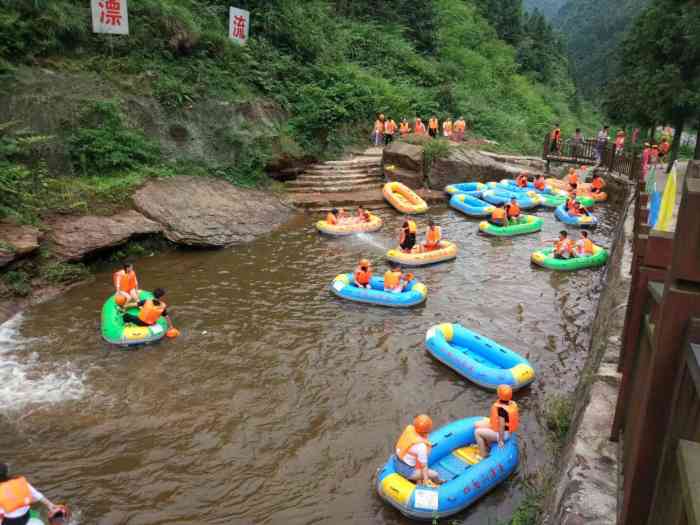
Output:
top-left (0, 202), bottom-right (621, 524)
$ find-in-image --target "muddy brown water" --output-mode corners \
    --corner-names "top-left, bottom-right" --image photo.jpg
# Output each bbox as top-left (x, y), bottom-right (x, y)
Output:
top-left (0, 203), bottom-right (621, 524)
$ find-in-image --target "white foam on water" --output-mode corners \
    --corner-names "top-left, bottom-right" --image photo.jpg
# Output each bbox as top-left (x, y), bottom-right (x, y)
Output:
top-left (0, 314), bottom-right (86, 413)
top-left (354, 233), bottom-right (389, 252)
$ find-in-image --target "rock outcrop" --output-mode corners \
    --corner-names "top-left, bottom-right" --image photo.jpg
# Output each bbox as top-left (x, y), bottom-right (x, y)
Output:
top-left (0, 223), bottom-right (42, 267)
top-left (384, 165), bottom-right (424, 189)
top-left (48, 211), bottom-right (162, 261)
top-left (383, 142), bottom-right (425, 174)
top-left (134, 176), bottom-right (293, 247)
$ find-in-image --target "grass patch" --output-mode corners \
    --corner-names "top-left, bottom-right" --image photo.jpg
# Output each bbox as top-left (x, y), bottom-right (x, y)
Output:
top-left (544, 394), bottom-right (575, 443)
top-left (1, 269), bottom-right (31, 297)
top-left (40, 262), bottom-right (90, 285)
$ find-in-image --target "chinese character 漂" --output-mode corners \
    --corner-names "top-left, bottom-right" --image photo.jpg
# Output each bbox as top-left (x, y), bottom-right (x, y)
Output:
top-left (231, 15), bottom-right (246, 39)
top-left (99, 0), bottom-right (122, 26)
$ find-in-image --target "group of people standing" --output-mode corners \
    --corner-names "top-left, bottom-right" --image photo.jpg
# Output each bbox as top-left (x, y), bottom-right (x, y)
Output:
top-left (372, 114), bottom-right (469, 147)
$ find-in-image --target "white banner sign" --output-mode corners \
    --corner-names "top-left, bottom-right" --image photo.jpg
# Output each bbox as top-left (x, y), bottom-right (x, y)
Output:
top-left (91, 0), bottom-right (129, 35)
top-left (229, 7), bottom-right (250, 45)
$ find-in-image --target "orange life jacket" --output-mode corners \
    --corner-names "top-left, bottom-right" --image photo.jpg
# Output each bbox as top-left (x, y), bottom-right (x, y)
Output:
top-left (0, 477), bottom-right (32, 514)
top-left (578, 238), bottom-right (594, 255)
top-left (428, 118), bottom-right (438, 130)
top-left (399, 122), bottom-right (410, 135)
top-left (326, 212), bottom-right (337, 225)
top-left (415, 122), bottom-right (426, 134)
top-left (443, 121), bottom-right (452, 134)
top-left (384, 270), bottom-right (402, 289)
top-left (516, 175), bottom-right (528, 188)
top-left (455, 120), bottom-right (466, 133)
top-left (660, 142), bottom-right (670, 154)
top-left (492, 208), bottom-right (506, 220)
top-left (374, 120), bottom-right (384, 133)
top-left (534, 178), bottom-right (545, 190)
top-left (569, 205), bottom-right (583, 216)
top-left (568, 172), bottom-right (578, 185)
top-left (566, 199), bottom-right (576, 210)
top-left (592, 177), bottom-right (603, 190)
top-left (551, 128), bottom-right (561, 141)
top-left (395, 425), bottom-right (431, 467)
top-left (385, 121), bottom-right (397, 134)
top-left (113, 270), bottom-right (137, 293)
top-left (507, 203), bottom-right (521, 217)
top-left (138, 299), bottom-right (166, 325)
top-left (555, 238), bottom-right (574, 254)
top-left (354, 268), bottom-right (372, 285)
top-left (426, 226), bottom-right (441, 246)
top-left (490, 401), bottom-right (519, 432)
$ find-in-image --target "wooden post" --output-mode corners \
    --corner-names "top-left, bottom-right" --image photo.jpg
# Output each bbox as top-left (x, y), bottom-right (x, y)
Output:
top-left (619, 175), bottom-right (700, 525)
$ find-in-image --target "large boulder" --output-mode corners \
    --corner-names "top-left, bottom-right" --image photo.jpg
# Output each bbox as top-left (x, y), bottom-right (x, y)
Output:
top-left (384, 166), bottom-right (424, 189)
top-left (383, 142), bottom-right (425, 174)
top-left (48, 211), bottom-right (162, 261)
top-left (133, 176), bottom-right (294, 247)
top-left (0, 223), bottom-right (42, 267)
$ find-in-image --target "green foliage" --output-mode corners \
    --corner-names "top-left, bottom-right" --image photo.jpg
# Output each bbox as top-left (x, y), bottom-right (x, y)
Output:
top-left (67, 101), bottom-right (160, 175)
top-left (2, 269), bottom-right (31, 297)
top-left (544, 394), bottom-right (574, 442)
top-left (40, 262), bottom-right (90, 285)
top-left (523, 0), bottom-right (567, 18)
top-left (423, 138), bottom-right (451, 168)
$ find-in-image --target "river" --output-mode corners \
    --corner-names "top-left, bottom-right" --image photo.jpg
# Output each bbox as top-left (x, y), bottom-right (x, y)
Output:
top-left (0, 203), bottom-right (620, 524)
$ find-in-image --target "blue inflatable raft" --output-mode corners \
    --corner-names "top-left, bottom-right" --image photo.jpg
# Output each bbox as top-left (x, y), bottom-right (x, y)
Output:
top-left (497, 179), bottom-right (553, 195)
top-left (449, 194), bottom-right (495, 218)
top-left (330, 273), bottom-right (427, 307)
top-left (425, 323), bottom-right (535, 391)
top-left (554, 203), bottom-right (598, 227)
top-left (481, 189), bottom-right (541, 210)
top-left (376, 416), bottom-right (519, 520)
top-left (444, 182), bottom-right (486, 197)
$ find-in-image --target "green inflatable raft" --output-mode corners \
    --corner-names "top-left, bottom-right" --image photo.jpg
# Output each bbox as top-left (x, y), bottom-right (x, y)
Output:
top-left (541, 193), bottom-right (596, 209)
top-left (531, 246), bottom-right (609, 271)
top-left (479, 215), bottom-right (544, 237)
top-left (101, 290), bottom-right (168, 347)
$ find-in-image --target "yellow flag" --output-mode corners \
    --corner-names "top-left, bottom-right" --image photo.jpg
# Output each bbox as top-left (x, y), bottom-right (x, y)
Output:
top-left (654, 168), bottom-right (677, 231)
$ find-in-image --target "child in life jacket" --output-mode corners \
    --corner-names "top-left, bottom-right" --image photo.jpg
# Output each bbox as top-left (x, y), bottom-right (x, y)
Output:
top-left (353, 259), bottom-right (372, 289)
top-left (576, 231), bottom-right (595, 256)
top-left (384, 263), bottom-right (405, 293)
top-left (423, 220), bottom-right (442, 251)
top-left (534, 174), bottom-right (546, 191)
top-left (474, 385), bottom-right (519, 458)
top-left (490, 204), bottom-right (508, 227)
top-left (505, 197), bottom-right (522, 224)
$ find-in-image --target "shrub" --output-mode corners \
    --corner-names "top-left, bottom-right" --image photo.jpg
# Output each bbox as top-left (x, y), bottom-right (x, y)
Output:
top-left (544, 394), bottom-right (575, 442)
top-left (40, 262), bottom-right (90, 284)
top-left (2, 270), bottom-right (31, 296)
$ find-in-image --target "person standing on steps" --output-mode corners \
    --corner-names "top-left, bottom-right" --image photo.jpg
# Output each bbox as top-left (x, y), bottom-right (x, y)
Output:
top-left (384, 117), bottom-right (397, 146)
top-left (414, 117), bottom-right (426, 135)
top-left (428, 115), bottom-right (439, 139)
top-left (399, 118), bottom-right (411, 138)
top-left (372, 113), bottom-right (385, 146)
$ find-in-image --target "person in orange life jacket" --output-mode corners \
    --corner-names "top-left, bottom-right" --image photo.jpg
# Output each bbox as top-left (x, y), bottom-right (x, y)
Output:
top-left (399, 118), bottom-right (411, 137)
top-left (549, 123), bottom-right (561, 154)
top-left (122, 288), bottom-right (174, 330)
top-left (490, 204), bottom-right (508, 227)
top-left (573, 200), bottom-right (590, 216)
top-left (474, 385), bottom-right (519, 458)
top-left (551, 230), bottom-right (575, 259)
top-left (423, 219), bottom-right (441, 251)
top-left (565, 192), bottom-right (577, 211)
top-left (325, 208), bottom-right (339, 226)
top-left (505, 197), bottom-right (522, 224)
top-left (113, 261), bottom-right (140, 308)
top-left (393, 415), bottom-right (444, 485)
top-left (590, 173), bottom-right (605, 194)
top-left (0, 462), bottom-right (61, 525)
top-left (373, 113), bottom-right (385, 147)
top-left (566, 167), bottom-right (578, 191)
top-left (659, 137), bottom-right (670, 161)
top-left (384, 117), bottom-right (397, 146)
top-left (337, 208), bottom-right (350, 223)
top-left (414, 118), bottom-right (426, 135)
top-left (576, 231), bottom-right (595, 256)
top-left (534, 174), bottom-right (546, 191)
top-left (356, 206), bottom-right (371, 223)
top-left (428, 115), bottom-right (439, 139)
top-left (384, 262), bottom-right (405, 293)
top-left (354, 259), bottom-right (372, 289)
top-left (399, 217), bottom-right (417, 253)
top-left (442, 118), bottom-right (453, 139)
top-left (516, 172), bottom-right (529, 188)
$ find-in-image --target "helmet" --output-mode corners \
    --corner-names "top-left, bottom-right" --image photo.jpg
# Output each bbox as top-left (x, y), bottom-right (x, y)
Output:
top-left (497, 385), bottom-right (513, 402)
top-left (360, 259), bottom-right (370, 267)
top-left (413, 414), bottom-right (433, 434)
top-left (115, 295), bottom-right (127, 306)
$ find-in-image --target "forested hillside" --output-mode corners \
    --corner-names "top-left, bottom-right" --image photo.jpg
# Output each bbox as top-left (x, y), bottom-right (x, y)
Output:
top-left (0, 0), bottom-right (599, 224)
top-left (522, 0), bottom-right (566, 18)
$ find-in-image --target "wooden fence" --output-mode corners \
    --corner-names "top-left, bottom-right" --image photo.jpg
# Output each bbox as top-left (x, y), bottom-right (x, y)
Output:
top-left (541, 134), bottom-right (641, 179)
top-left (611, 160), bottom-right (700, 525)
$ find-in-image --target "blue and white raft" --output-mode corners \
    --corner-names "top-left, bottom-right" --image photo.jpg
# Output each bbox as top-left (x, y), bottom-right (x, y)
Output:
top-left (444, 182), bottom-right (487, 197)
top-left (376, 417), bottom-right (519, 520)
top-left (480, 189), bottom-right (542, 210)
top-left (330, 274), bottom-right (427, 307)
top-left (449, 193), bottom-right (495, 218)
top-left (425, 323), bottom-right (535, 391)
top-left (554, 203), bottom-right (598, 228)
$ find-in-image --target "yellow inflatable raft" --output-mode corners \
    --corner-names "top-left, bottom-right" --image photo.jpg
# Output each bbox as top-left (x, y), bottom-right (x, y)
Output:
top-left (545, 178), bottom-right (607, 202)
top-left (386, 240), bottom-right (458, 266)
top-left (315, 213), bottom-right (383, 235)
top-left (383, 182), bottom-right (428, 214)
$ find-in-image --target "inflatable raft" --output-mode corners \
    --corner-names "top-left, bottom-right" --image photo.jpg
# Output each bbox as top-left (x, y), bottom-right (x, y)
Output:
top-left (554, 204), bottom-right (598, 227)
top-left (540, 192), bottom-right (595, 209)
top-left (481, 189), bottom-right (542, 210)
top-left (531, 245), bottom-right (609, 271)
top-left (101, 291), bottom-right (168, 347)
top-left (425, 323), bottom-right (535, 390)
top-left (498, 179), bottom-right (553, 195)
top-left (386, 241), bottom-right (458, 267)
top-left (376, 416), bottom-right (519, 520)
top-left (545, 178), bottom-right (608, 202)
top-left (315, 213), bottom-right (382, 235)
top-left (478, 215), bottom-right (543, 237)
top-left (383, 182), bottom-right (428, 214)
top-left (330, 273), bottom-right (427, 307)
top-left (444, 182), bottom-right (486, 197)
top-left (449, 194), bottom-right (495, 218)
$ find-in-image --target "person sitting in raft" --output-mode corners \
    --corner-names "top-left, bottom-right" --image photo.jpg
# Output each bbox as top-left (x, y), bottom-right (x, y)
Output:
top-left (354, 259), bottom-right (372, 289)
top-left (325, 208), bottom-right (339, 226)
top-left (576, 231), bottom-right (595, 256)
top-left (565, 192), bottom-right (577, 211)
top-left (490, 204), bottom-right (508, 227)
top-left (573, 200), bottom-right (591, 216)
top-left (590, 173), bottom-right (605, 194)
top-left (423, 220), bottom-right (442, 251)
top-left (553, 230), bottom-right (575, 259)
top-left (399, 217), bottom-right (417, 253)
top-left (337, 208), bottom-right (350, 223)
top-left (113, 261), bottom-right (140, 308)
top-left (0, 462), bottom-right (63, 524)
top-left (566, 167), bottom-right (578, 191)
top-left (384, 263), bottom-right (405, 293)
top-left (474, 385), bottom-right (519, 459)
top-left (505, 197), bottom-right (522, 224)
top-left (122, 288), bottom-right (176, 333)
top-left (516, 172), bottom-right (529, 188)
top-left (393, 415), bottom-right (444, 486)
top-left (534, 174), bottom-right (546, 191)
top-left (356, 206), bottom-right (371, 223)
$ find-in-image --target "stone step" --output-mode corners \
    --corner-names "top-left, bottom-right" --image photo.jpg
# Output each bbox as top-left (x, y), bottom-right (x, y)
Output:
top-left (304, 165), bottom-right (382, 176)
top-left (286, 176), bottom-right (383, 189)
top-left (321, 158), bottom-right (383, 168)
top-left (287, 182), bottom-right (385, 194)
top-left (295, 173), bottom-right (384, 184)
